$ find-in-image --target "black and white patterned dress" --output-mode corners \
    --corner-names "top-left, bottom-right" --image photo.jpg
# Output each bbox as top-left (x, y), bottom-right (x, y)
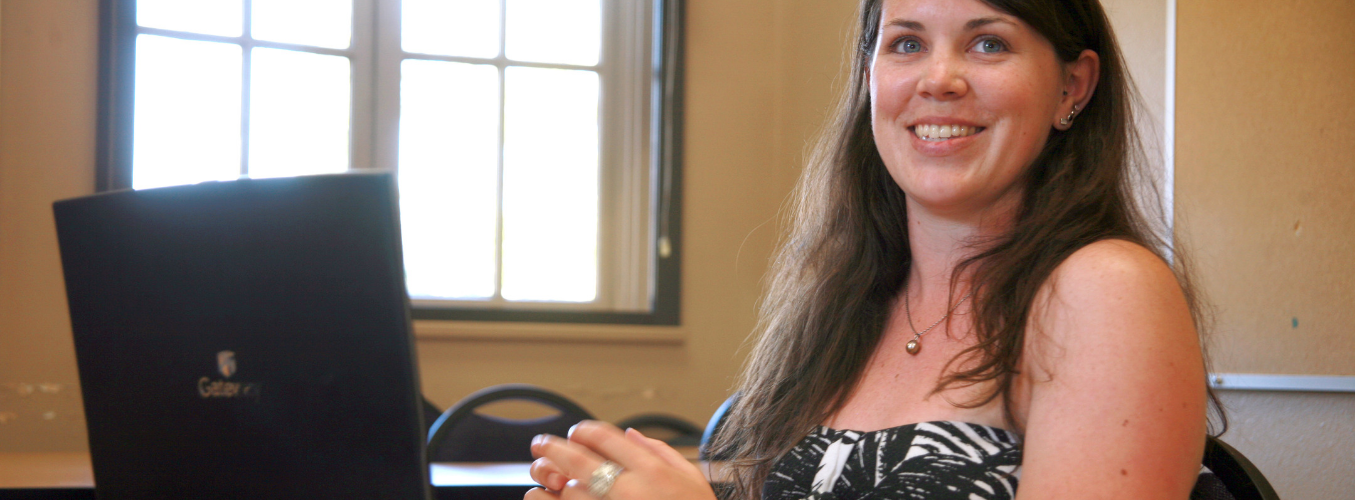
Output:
top-left (763, 421), bottom-right (1024, 500)
top-left (762, 420), bottom-right (1232, 500)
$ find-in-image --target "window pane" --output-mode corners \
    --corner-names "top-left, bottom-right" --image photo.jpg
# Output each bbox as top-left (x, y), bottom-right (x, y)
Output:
top-left (248, 48), bottom-right (351, 179)
top-left (501, 67), bottom-right (599, 302)
top-left (133, 35), bottom-right (241, 190)
top-left (252, 0), bottom-right (353, 49)
top-left (137, 0), bottom-right (242, 37)
top-left (505, 0), bottom-right (600, 66)
top-left (399, 60), bottom-right (500, 300)
top-left (402, 0), bottom-right (500, 58)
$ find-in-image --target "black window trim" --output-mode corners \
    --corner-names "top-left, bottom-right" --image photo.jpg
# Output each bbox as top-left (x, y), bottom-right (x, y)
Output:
top-left (96, 0), bottom-right (684, 326)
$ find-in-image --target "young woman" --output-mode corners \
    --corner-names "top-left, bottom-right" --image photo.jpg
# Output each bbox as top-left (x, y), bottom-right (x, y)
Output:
top-left (526, 0), bottom-right (1218, 498)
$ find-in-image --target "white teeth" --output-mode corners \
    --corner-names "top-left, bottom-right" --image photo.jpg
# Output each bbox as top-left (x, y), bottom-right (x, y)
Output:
top-left (913, 124), bottom-right (980, 141)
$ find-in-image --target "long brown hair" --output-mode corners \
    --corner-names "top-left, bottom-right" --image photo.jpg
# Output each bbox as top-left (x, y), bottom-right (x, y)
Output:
top-left (710, 0), bottom-right (1222, 497)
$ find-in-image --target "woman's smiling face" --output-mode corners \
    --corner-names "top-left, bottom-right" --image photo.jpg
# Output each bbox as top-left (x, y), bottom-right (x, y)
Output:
top-left (870, 0), bottom-right (1071, 217)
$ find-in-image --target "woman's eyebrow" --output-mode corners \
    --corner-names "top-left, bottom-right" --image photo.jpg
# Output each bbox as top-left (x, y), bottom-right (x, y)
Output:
top-left (965, 17), bottom-right (1016, 31)
top-left (884, 19), bottom-right (926, 31)
top-left (882, 17), bottom-right (1015, 32)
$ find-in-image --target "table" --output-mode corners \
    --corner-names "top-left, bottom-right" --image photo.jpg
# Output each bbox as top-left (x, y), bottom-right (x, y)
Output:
top-left (0, 450), bottom-right (720, 500)
top-left (0, 452), bottom-right (532, 500)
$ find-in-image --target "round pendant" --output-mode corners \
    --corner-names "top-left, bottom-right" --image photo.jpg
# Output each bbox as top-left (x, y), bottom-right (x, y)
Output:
top-left (906, 338), bottom-right (920, 355)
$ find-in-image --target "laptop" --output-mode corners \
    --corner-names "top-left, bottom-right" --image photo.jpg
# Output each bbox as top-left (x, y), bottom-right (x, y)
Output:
top-left (53, 173), bottom-right (432, 500)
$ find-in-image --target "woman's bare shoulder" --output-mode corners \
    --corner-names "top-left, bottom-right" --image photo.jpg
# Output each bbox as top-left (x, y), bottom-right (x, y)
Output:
top-left (1048, 239), bottom-right (1177, 296)
top-left (1026, 237), bottom-right (1196, 374)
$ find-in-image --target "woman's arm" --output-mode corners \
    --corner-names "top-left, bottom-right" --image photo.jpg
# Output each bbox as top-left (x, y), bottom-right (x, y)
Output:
top-left (1015, 240), bottom-right (1207, 500)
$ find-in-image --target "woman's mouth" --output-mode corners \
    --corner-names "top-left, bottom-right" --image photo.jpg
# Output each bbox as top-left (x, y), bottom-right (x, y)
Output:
top-left (911, 124), bottom-right (984, 142)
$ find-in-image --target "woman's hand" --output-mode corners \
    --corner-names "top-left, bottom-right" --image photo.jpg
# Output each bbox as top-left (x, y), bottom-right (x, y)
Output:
top-left (526, 420), bottom-right (717, 500)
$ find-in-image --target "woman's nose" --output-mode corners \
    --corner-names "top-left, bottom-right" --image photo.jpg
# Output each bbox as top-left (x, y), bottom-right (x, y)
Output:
top-left (916, 53), bottom-right (968, 100)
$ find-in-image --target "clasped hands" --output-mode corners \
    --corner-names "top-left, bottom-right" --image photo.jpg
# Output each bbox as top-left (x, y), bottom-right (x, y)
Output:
top-left (527, 420), bottom-right (718, 500)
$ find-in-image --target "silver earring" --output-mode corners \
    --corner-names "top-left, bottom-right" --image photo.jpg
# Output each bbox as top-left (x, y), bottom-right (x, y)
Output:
top-left (1059, 104), bottom-right (1080, 126)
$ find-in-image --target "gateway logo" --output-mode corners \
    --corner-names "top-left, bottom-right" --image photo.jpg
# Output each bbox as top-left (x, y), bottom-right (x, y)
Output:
top-left (198, 350), bottom-right (261, 399)
top-left (218, 350), bottom-right (236, 378)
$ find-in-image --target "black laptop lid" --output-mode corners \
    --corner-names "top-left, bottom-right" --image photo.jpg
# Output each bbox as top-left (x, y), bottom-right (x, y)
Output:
top-left (54, 173), bottom-right (430, 500)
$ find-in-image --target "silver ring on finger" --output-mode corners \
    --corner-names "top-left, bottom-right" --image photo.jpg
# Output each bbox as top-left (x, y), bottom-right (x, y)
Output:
top-left (587, 460), bottom-right (624, 499)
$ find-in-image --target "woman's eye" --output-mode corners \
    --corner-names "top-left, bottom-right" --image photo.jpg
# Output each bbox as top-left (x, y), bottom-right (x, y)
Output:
top-left (895, 38), bottom-right (923, 54)
top-left (974, 38), bottom-right (1007, 53)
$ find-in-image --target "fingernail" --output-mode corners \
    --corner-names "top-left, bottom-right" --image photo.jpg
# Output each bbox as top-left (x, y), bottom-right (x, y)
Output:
top-left (568, 423), bottom-right (580, 438)
top-left (532, 434), bottom-right (546, 447)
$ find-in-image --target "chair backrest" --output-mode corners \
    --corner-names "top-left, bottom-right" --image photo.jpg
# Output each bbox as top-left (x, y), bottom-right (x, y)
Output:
top-left (1196, 436), bottom-right (1280, 500)
top-left (426, 384), bottom-right (594, 463)
top-left (699, 393), bottom-right (739, 461)
top-left (616, 413), bottom-right (703, 447)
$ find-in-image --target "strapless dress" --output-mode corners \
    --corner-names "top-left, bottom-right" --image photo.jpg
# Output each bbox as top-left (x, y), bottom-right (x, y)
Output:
top-left (762, 420), bottom-right (1231, 500)
top-left (765, 421), bottom-right (1020, 499)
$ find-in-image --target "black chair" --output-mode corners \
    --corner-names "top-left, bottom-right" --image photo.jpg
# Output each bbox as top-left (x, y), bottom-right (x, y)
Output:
top-left (699, 393), bottom-right (738, 461)
top-left (426, 384), bottom-right (594, 463)
top-left (616, 413), bottom-right (704, 447)
top-left (1192, 436), bottom-right (1280, 500)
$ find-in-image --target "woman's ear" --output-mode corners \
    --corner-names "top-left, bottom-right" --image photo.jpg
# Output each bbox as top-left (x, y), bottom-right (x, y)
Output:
top-left (1055, 49), bottom-right (1101, 130)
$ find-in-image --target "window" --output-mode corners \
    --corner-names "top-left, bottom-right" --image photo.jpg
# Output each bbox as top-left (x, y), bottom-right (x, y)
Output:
top-left (97, 0), bottom-right (684, 324)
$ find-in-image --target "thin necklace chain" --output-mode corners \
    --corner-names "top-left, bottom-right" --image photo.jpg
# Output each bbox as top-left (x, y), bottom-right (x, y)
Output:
top-left (904, 287), bottom-right (976, 340)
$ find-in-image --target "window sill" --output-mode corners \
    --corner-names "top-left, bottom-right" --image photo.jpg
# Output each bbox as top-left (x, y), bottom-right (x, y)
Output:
top-left (412, 320), bottom-right (686, 345)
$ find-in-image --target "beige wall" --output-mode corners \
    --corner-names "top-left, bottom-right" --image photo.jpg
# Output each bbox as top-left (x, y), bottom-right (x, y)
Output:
top-left (1, 0), bottom-right (1352, 497)
top-left (0, 0), bottom-right (98, 452)
top-left (1176, 0), bottom-right (1355, 377)
top-left (1215, 391), bottom-right (1355, 499)
top-left (1175, 1), bottom-right (1355, 498)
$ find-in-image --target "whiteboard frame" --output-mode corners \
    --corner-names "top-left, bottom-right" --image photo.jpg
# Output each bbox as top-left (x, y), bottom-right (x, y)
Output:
top-left (1209, 373), bottom-right (1355, 393)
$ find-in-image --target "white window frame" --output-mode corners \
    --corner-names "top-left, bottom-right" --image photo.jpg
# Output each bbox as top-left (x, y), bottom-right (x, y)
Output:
top-left (97, 0), bottom-right (685, 325)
